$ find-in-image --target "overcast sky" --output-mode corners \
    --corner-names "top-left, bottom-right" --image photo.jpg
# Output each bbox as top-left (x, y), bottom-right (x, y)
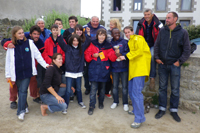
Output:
top-left (81, 0), bottom-right (101, 19)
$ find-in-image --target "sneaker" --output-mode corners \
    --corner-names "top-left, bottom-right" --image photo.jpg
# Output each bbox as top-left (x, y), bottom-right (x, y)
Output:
top-left (33, 97), bottom-right (42, 104)
top-left (10, 101), bottom-right (17, 109)
top-left (131, 122), bottom-right (141, 129)
top-left (88, 107), bottom-right (94, 115)
top-left (128, 110), bottom-right (134, 115)
top-left (25, 108), bottom-right (29, 114)
top-left (110, 103), bottom-right (118, 109)
top-left (123, 104), bottom-right (129, 112)
top-left (79, 102), bottom-right (86, 109)
top-left (105, 94), bottom-right (112, 98)
top-left (70, 96), bottom-right (74, 103)
top-left (18, 112), bottom-right (25, 121)
top-left (62, 109), bottom-right (67, 115)
top-left (170, 112), bottom-right (181, 122)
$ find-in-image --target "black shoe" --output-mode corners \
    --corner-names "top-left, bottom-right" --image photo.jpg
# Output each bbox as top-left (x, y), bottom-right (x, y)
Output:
top-left (88, 107), bottom-right (94, 115)
top-left (10, 101), bottom-right (17, 109)
top-left (170, 112), bottom-right (181, 122)
top-left (33, 97), bottom-right (42, 104)
top-left (70, 96), bottom-right (74, 103)
top-left (155, 110), bottom-right (165, 119)
top-left (85, 89), bottom-right (90, 95)
top-left (99, 103), bottom-right (104, 109)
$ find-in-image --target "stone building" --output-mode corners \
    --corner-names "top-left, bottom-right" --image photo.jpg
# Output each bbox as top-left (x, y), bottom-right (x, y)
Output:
top-left (101, 0), bottom-right (200, 31)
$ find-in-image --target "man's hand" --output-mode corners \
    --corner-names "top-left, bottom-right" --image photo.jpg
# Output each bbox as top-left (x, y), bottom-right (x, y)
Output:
top-left (58, 27), bottom-right (61, 36)
top-left (93, 53), bottom-right (99, 58)
top-left (7, 43), bottom-right (15, 48)
top-left (86, 27), bottom-right (90, 36)
top-left (173, 61), bottom-right (180, 67)
top-left (156, 59), bottom-right (164, 64)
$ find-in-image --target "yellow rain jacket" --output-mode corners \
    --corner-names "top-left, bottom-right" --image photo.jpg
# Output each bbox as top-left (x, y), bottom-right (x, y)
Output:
top-left (126, 35), bottom-right (151, 81)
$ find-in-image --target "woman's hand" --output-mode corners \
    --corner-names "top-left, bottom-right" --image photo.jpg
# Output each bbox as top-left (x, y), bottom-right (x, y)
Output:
top-left (56, 96), bottom-right (65, 104)
top-left (58, 27), bottom-right (61, 36)
top-left (93, 53), bottom-right (99, 58)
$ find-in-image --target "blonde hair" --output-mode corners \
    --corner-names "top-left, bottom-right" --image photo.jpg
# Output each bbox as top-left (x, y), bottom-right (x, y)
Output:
top-left (110, 18), bottom-right (122, 32)
top-left (11, 26), bottom-right (27, 45)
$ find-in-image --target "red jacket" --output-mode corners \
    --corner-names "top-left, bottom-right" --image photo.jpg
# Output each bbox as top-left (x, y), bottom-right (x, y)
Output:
top-left (42, 36), bottom-right (65, 65)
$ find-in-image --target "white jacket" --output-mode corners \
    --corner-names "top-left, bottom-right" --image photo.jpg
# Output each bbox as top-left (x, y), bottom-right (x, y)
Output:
top-left (5, 39), bottom-right (49, 81)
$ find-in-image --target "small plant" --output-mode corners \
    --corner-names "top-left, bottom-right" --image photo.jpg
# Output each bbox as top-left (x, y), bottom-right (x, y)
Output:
top-left (184, 25), bottom-right (200, 40)
top-left (182, 62), bottom-right (190, 67)
top-left (192, 112), bottom-right (196, 114)
top-left (151, 93), bottom-right (159, 105)
top-left (23, 10), bottom-right (90, 32)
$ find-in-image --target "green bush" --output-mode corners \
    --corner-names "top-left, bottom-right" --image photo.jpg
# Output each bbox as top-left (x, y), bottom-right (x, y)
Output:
top-left (184, 25), bottom-right (200, 40)
top-left (23, 10), bottom-right (90, 32)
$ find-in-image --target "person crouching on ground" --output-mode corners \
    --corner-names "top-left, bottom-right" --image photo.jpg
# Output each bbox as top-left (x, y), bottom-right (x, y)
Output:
top-left (119, 26), bottom-right (151, 128)
top-left (40, 53), bottom-right (69, 116)
top-left (110, 28), bottom-right (129, 112)
top-left (5, 26), bottom-right (49, 121)
top-left (84, 29), bottom-right (117, 115)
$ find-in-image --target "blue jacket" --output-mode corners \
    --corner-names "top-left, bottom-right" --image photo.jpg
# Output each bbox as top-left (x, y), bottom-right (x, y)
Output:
top-left (14, 40), bottom-right (33, 80)
top-left (84, 39), bottom-right (117, 82)
top-left (83, 22), bottom-right (106, 40)
top-left (57, 35), bottom-right (91, 73)
top-left (40, 28), bottom-right (51, 42)
top-left (111, 38), bottom-right (129, 72)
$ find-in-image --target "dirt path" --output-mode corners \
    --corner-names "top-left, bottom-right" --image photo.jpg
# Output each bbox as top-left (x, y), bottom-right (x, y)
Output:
top-left (0, 69), bottom-right (199, 133)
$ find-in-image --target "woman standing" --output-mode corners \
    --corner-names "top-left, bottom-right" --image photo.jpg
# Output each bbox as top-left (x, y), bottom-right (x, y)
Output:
top-left (5, 26), bottom-right (49, 121)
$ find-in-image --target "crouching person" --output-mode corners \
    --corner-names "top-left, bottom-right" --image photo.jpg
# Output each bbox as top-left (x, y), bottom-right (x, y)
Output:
top-left (119, 26), bottom-right (151, 128)
top-left (40, 53), bottom-right (68, 116)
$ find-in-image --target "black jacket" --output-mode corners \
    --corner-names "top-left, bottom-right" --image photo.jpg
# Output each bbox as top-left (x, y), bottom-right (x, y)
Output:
top-left (154, 24), bottom-right (191, 65)
top-left (40, 64), bottom-right (62, 95)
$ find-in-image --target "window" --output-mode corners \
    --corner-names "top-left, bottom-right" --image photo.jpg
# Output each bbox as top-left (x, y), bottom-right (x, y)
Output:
top-left (156, 0), bottom-right (166, 11)
top-left (181, 0), bottom-right (192, 11)
top-left (180, 20), bottom-right (190, 27)
top-left (133, 0), bottom-right (143, 11)
top-left (133, 20), bottom-right (139, 32)
top-left (113, 0), bottom-right (121, 11)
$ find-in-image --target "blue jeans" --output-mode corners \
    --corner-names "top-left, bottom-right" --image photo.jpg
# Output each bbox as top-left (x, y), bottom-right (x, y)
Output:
top-left (16, 78), bottom-right (30, 115)
top-left (40, 87), bottom-right (67, 113)
top-left (61, 74), bottom-right (74, 97)
top-left (64, 77), bottom-right (82, 107)
top-left (112, 71), bottom-right (128, 104)
top-left (83, 62), bottom-right (91, 91)
top-left (150, 47), bottom-right (157, 78)
top-left (90, 82), bottom-right (106, 108)
top-left (129, 77), bottom-right (146, 123)
top-left (158, 64), bottom-right (181, 112)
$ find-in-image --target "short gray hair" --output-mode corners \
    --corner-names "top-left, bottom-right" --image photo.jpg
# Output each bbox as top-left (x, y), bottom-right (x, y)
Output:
top-left (91, 16), bottom-right (99, 22)
top-left (144, 9), bottom-right (153, 14)
top-left (35, 18), bottom-right (45, 25)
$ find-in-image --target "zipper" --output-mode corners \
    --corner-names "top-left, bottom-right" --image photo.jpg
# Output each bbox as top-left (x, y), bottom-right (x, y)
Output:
top-left (164, 30), bottom-right (172, 61)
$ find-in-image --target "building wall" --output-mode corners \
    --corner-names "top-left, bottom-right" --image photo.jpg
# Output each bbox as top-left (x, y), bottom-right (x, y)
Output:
top-left (0, 0), bottom-right (81, 20)
top-left (102, 0), bottom-right (200, 30)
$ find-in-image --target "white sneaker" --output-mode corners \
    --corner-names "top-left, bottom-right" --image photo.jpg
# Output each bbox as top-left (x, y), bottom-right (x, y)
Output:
top-left (123, 104), bottom-right (129, 112)
top-left (18, 112), bottom-right (25, 121)
top-left (131, 122), bottom-right (141, 129)
top-left (79, 102), bottom-right (86, 109)
top-left (25, 108), bottom-right (29, 114)
top-left (62, 109), bottom-right (67, 115)
top-left (110, 103), bottom-right (118, 109)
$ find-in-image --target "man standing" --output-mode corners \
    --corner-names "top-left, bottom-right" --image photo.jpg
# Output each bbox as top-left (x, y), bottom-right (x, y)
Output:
top-left (154, 12), bottom-right (190, 122)
top-left (136, 9), bottom-right (163, 90)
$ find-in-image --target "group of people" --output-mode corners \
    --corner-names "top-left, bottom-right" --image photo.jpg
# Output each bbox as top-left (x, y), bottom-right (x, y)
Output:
top-left (3, 8), bottom-right (191, 129)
